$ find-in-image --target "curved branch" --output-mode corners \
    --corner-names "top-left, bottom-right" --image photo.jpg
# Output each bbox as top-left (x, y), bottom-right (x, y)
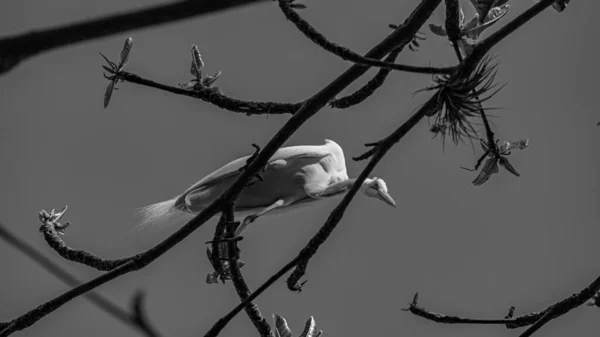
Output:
top-left (0, 222), bottom-right (161, 337)
top-left (0, 1), bottom-right (443, 336)
top-left (0, 0), bottom-right (267, 75)
top-left (277, 0), bottom-right (456, 75)
top-left (403, 275), bottom-right (600, 337)
top-left (38, 208), bottom-right (140, 271)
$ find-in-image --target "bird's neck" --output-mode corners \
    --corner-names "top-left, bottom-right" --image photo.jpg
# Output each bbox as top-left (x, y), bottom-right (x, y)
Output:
top-left (319, 178), bottom-right (358, 197)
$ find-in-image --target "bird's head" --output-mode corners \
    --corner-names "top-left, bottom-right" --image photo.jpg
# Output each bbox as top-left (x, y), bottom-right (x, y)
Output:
top-left (361, 177), bottom-right (396, 208)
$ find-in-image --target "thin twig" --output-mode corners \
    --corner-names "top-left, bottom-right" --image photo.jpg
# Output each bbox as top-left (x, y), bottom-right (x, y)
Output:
top-left (0, 222), bottom-right (161, 337)
top-left (276, 0), bottom-right (456, 75)
top-left (0, 2), bottom-right (443, 336)
top-left (0, 0), bottom-right (267, 75)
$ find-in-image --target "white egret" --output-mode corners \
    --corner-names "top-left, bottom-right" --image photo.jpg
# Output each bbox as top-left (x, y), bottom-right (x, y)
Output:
top-left (138, 139), bottom-right (396, 235)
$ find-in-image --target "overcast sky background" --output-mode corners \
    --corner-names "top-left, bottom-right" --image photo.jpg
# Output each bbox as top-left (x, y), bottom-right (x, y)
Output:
top-left (1, 1), bottom-right (599, 337)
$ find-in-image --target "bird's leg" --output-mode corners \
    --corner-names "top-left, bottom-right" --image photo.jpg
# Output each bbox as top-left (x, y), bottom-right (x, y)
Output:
top-left (234, 199), bottom-right (285, 237)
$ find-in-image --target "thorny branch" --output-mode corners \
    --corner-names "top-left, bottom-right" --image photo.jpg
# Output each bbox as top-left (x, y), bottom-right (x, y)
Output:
top-left (0, 1), bottom-right (444, 335)
top-left (403, 274), bottom-right (600, 337)
top-left (276, 0), bottom-right (456, 75)
top-left (0, 222), bottom-right (161, 337)
top-left (0, 0), bottom-right (268, 76)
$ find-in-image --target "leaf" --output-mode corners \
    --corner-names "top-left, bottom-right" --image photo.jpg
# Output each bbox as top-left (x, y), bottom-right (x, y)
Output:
top-left (463, 4), bottom-right (510, 40)
top-left (205, 272), bottom-right (219, 284)
top-left (456, 38), bottom-right (476, 58)
top-left (480, 139), bottom-right (490, 152)
top-left (506, 138), bottom-right (529, 152)
top-left (99, 52), bottom-right (117, 69)
top-left (473, 0), bottom-right (497, 23)
top-left (429, 24), bottom-right (447, 37)
top-left (273, 314), bottom-right (293, 337)
top-left (201, 70), bottom-right (222, 87)
top-left (104, 79), bottom-right (116, 109)
top-left (118, 37), bottom-right (133, 71)
top-left (499, 157), bottom-right (520, 177)
top-left (472, 157), bottom-right (498, 186)
top-left (299, 317), bottom-right (321, 337)
top-left (191, 44), bottom-right (204, 79)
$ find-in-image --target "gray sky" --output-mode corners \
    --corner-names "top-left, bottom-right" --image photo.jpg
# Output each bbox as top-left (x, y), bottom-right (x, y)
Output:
top-left (1, 1), bottom-right (599, 337)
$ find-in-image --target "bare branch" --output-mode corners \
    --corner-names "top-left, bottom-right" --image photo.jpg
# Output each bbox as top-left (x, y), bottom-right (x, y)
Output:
top-left (0, 0), bottom-right (268, 75)
top-left (329, 48), bottom-right (402, 109)
top-left (276, 0), bottom-right (456, 75)
top-left (38, 207), bottom-right (140, 271)
top-left (403, 274), bottom-right (600, 337)
top-left (114, 71), bottom-right (303, 116)
top-left (0, 222), bottom-right (161, 337)
top-left (221, 208), bottom-right (274, 337)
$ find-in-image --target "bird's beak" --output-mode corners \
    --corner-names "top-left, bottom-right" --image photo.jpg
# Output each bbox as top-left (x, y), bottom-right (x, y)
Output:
top-left (377, 190), bottom-right (396, 208)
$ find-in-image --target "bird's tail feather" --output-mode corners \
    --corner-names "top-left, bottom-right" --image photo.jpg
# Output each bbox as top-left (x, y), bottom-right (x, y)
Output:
top-left (134, 198), bottom-right (191, 231)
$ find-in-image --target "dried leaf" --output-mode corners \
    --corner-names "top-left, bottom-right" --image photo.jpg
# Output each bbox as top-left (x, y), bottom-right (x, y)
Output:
top-left (118, 37), bottom-right (133, 71)
top-left (104, 79), bottom-right (116, 108)
top-left (273, 314), bottom-right (293, 337)
top-left (472, 157), bottom-right (499, 186)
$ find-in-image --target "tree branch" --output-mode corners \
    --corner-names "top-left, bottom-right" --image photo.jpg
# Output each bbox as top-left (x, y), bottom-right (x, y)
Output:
top-left (329, 47), bottom-right (402, 109)
top-left (0, 1), bottom-right (443, 336)
top-left (38, 207), bottom-right (140, 271)
top-left (110, 50), bottom-right (407, 115)
top-left (276, 0), bottom-right (456, 75)
top-left (0, 222), bottom-right (161, 337)
top-left (0, 0), bottom-right (267, 75)
top-left (403, 274), bottom-right (600, 337)
top-left (221, 208), bottom-right (274, 337)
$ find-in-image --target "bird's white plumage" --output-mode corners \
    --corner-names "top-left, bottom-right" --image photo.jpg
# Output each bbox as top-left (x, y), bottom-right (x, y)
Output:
top-left (137, 139), bottom-right (394, 230)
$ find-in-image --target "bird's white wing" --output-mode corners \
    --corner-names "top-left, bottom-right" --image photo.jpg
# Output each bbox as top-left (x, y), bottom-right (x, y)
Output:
top-left (180, 143), bottom-right (335, 199)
